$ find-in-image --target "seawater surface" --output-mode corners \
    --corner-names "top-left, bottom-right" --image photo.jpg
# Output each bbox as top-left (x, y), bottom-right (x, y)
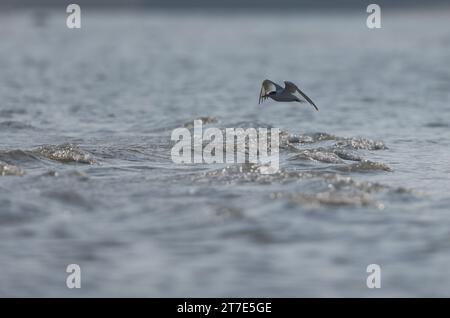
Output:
top-left (0, 9), bottom-right (449, 297)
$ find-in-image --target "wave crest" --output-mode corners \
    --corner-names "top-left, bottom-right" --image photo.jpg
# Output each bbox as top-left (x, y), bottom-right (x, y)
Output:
top-left (337, 160), bottom-right (392, 172)
top-left (0, 162), bottom-right (25, 176)
top-left (32, 143), bottom-right (95, 164)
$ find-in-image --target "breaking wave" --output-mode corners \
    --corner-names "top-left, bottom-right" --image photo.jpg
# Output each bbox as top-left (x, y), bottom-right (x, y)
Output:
top-left (0, 162), bottom-right (25, 176)
top-left (291, 149), bottom-right (345, 164)
top-left (0, 144), bottom-right (95, 166)
top-left (336, 160), bottom-right (393, 172)
top-left (31, 144), bottom-right (95, 164)
top-left (0, 117), bottom-right (404, 208)
top-left (183, 162), bottom-right (414, 208)
top-left (166, 119), bottom-right (411, 208)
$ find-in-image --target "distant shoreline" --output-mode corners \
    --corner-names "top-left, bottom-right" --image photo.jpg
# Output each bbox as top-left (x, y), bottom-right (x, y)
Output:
top-left (1, 0), bottom-right (450, 11)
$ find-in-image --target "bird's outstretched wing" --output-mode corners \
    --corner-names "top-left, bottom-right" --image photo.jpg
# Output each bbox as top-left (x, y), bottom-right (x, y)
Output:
top-left (284, 81), bottom-right (319, 111)
top-left (259, 79), bottom-right (282, 104)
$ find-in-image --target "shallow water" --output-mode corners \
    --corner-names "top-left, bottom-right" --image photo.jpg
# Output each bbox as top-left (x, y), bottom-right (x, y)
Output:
top-left (0, 9), bottom-right (449, 297)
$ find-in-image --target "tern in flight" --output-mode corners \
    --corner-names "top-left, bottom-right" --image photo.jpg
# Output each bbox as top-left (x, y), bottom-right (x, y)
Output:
top-left (258, 79), bottom-right (319, 111)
